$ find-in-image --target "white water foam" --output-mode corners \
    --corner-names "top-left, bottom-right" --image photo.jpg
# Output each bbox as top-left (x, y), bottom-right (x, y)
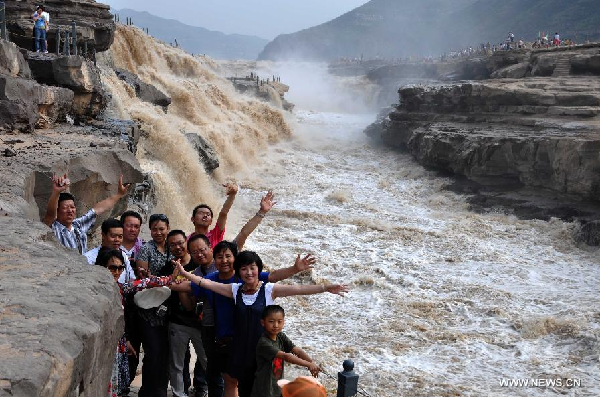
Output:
top-left (229, 109), bottom-right (600, 397)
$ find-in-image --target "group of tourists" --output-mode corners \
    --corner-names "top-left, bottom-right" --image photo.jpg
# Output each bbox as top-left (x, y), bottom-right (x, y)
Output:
top-left (44, 173), bottom-right (342, 397)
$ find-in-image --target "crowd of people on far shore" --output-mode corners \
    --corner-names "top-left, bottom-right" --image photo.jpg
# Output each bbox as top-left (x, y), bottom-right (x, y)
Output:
top-left (441, 31), bottom-right (581, 61)
top-left (332, 30), bottom-right (589, 67)
top-left (44, 173), bottom-right (342, 397)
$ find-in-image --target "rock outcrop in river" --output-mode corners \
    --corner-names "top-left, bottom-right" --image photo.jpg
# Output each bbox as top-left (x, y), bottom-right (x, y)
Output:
top-left (366, 44), bottom-right (600, 240)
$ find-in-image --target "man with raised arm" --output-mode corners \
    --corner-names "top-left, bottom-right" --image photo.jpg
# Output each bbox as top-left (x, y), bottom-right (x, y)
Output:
top-left (189, 183), bottom-right (238, 249)
top-left (43, 174), bottom-right (131, 254)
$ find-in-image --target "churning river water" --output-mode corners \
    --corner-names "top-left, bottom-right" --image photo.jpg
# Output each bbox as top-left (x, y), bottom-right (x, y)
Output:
top-left (102, 27), bottom-right (599, 396)
top-left (230, 108), bottom-right (600, 397)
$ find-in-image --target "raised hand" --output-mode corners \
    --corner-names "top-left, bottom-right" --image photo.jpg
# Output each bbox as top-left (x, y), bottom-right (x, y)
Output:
top-left (325, 284), bottom-right (349, 297)
top-left (51, 173), bottom-right (70, 193)
top-left (117, 174), bottom-right (132, 197)
top-left (294, 254), bottom-right (316, 272)
top-left (259, 190), bottom-right (277, 214)
top-left (223, 182), bottom-right (238, 196)
top-left (176, 261), bottom-right (192, 281)
top-left (171, 259), bottom-right (182, 279)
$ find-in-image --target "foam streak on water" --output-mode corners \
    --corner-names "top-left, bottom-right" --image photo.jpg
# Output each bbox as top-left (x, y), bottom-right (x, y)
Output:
top-left (231, 110), bottom-right (600, 397)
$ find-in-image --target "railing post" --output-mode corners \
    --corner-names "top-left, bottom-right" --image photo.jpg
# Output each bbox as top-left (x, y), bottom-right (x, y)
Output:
top-left (71, 21), bottom-right (77, 55)
top-left (337, 360), bottom-right (359, 397)
top-left (63, 31), bottom-right (70, 55)
top-left (55, 28), bottom-right (60, 54)
top-left (0, 1), bottom-right (6, 41)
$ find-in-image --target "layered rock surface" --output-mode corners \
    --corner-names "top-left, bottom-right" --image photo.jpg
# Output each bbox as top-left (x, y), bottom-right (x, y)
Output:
top-left (6, 0), bottom-right (115, 53)
top-left (0, 40), bottom-right (77, 132)
top-left (366, 75), bottom-right (600, 237)
top-left (368, 78), bottom-right (600, 198)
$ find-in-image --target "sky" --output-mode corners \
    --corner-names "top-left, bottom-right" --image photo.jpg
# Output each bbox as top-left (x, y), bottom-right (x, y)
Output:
top-left (102, 0), bottom-right (369, 39)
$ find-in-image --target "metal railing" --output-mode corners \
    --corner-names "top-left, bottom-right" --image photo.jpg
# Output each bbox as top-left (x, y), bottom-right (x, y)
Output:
top-left (0, 1), bottom-right (7, 41)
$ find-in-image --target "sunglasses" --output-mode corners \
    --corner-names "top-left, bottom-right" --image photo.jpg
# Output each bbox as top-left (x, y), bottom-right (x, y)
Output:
top-left (108, 265), bottom-right (125, 272)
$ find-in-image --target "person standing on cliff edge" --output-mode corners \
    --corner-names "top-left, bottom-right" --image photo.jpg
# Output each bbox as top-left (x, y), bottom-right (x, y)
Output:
top-left (43, 174), bottom-right (131, 254)
top-left (31, 5), bottom-right (49, 53)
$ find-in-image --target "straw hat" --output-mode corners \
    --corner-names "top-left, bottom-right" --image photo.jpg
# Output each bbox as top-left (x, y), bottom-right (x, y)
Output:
top-left (133, 286), bottom-right (171, 309)
top-left (278, 376), bottom-right (327, 397)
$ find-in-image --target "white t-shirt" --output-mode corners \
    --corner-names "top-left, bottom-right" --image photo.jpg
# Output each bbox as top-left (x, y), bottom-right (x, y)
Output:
top-left (85, 245), bottom-right (136, 284)
top-left (231, 282), bottom-right (276, 306)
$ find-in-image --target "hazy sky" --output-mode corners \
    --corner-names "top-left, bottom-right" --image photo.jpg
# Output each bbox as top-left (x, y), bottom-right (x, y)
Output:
top-left (103, 0), bottom-right (369, 39)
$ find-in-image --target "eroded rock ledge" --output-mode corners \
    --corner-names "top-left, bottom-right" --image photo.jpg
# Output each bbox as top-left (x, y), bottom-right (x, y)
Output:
top-left (366, 77), bottom-right (600, 240)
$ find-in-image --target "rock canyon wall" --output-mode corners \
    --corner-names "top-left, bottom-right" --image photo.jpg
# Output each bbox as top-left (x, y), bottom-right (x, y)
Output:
top-left (366, 44), bottom-right (600, 241)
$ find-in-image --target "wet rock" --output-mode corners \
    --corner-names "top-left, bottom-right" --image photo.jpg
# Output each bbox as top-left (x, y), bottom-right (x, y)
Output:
top-left (571, 54), bottom-right (600, 75)
top-left (490, 62), bottom-right (530, 79)
top-left (115, 68), bottom-right (171, 109)
top-left (0, 99), bottom-right (37, 132)
top-left (53, 56), bottom-right (102, 93)
top-left (0, 40), bottom-right (31, 78)
top-left (574, 220), bottom-right (600, 245)
top-left (184, 132), bottom-right (220, 172)
top-left (368, 78), bottom-right (600, 201)
top-left (530, 54), bottom-right (556, 76)
top-left (0, 75), bottom-right (74, 132)
top-left (23, 53), bottom-right (105, 120)
top-left (5, 0), bottom-right (115, 53)
top-left (3, 148), bottom-right (17, 157)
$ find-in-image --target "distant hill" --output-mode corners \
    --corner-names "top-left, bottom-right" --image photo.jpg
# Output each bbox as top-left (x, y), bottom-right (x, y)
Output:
top-left (113, 9), bottom-right (269, 60)
top-left (258, 0), bottom-right (600, 61)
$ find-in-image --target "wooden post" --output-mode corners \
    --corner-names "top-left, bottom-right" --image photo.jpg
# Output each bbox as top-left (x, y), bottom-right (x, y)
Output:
top-left (55, 28), bottom-right (60, 54)
top-left (63, 31), bottom-right (70, 55)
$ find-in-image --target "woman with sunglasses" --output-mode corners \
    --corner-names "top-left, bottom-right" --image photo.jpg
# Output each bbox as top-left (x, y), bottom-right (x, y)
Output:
top-left (97, 247), bottom-right (175, 397)
top-left (175, 251), bottom-right (349, 397)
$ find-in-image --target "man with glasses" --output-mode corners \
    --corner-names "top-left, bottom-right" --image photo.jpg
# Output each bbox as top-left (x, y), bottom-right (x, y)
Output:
top-left (43, 174), bottom-right (131, 254)
top-left (165, 230), bottom-right (209, 397)
top-left (84, 218), bottom-right (135, 284)
top-left (189, 183), bottom-right (238, 249)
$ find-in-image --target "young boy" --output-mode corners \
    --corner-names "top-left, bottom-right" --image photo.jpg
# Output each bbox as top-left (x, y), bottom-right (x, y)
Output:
top-left (251, 305), bottom-right (321, 397)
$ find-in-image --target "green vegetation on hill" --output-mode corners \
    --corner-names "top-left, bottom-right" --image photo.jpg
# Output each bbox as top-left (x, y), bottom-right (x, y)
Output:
top-left (258, 0), bottom-right (600, 61)
top-left (114, 9), bottom-right (269, 60)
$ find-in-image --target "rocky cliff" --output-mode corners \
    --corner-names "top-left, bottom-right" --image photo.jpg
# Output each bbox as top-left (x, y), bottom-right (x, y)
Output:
top-left (6, 0), bottom-right (115, 53)
top-left (366, 45), bottom-right (600, 240)
top-left (0, 4), bottom-right (154, 394)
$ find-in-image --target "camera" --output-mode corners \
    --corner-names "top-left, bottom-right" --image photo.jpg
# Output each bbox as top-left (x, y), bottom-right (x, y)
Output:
top-left (156, 304), bottom-right (168, 318)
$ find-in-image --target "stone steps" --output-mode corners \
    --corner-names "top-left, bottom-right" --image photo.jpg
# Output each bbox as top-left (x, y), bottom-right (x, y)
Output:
top-left (553, 56), bottom-right (573, 77)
